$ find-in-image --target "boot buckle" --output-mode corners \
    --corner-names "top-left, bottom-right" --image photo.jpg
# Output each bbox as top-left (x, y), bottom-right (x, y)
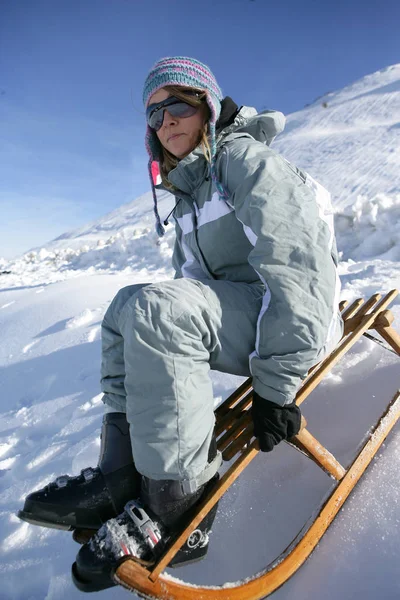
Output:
top-left (124, 500), bottom-right (162, 550)
top-left (55, 475), bottom-right (69, 488)
top-left (81, 467), bottom-right (95, 482)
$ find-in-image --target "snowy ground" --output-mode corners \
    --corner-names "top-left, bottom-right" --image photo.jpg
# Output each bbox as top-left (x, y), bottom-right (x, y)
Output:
top-left (0, 65), bottom-right (400, 599)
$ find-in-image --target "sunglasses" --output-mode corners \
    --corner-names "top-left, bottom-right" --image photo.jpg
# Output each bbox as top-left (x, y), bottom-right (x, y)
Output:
top-left (146, 92), bottom-right (201, 131)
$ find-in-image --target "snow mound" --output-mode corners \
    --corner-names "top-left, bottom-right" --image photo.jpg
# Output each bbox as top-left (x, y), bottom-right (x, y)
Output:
top-left (0, 190), bottom-right (176, 287)
top-left (336, 192), bottom-right (400, 261)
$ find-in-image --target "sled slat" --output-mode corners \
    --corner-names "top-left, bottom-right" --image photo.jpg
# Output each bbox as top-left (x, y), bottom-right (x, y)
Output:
top-left (340, 297), bottom-right (365, 320)
top-left (218, 410), bottom-right (252, 453)
top-left (214, 379), bottom-right (252, 420)
top-left (343, 293), bottom-right (383, 335)
top-left (355, 292), bottom-right (381, 315)
top-left (215, 392), bottom-right (252, 437)
top-left (222, 421), bottom-right (253, 461)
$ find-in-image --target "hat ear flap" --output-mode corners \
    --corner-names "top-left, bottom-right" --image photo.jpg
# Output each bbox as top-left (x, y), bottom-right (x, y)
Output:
top-left (151, 161), bottom-right (162, 186)
top-left (145, 126), bottom-right (163, 163)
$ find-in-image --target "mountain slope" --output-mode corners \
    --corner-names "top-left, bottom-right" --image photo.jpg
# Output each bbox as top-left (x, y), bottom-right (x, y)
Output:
top-left (273, 63), bottom-right (400, 209)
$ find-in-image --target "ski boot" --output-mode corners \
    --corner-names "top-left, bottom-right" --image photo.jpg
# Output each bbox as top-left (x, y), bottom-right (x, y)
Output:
top-left (72, 441), bottom-right (220, 592)
top-left (18, 412), bottom-right (141, 538)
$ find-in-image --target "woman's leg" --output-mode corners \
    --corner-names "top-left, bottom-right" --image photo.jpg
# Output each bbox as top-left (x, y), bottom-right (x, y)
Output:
top-left (100, 283), bottom-right (148, 412)
top-left (72, 278), bottom-right (263, 588)
top-left (116, 278), bottom-right (263, 488)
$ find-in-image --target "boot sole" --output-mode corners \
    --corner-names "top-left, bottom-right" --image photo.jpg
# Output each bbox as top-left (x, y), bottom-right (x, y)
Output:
top-left (71, 561), bottom-right (117, 593)
top-left (18, 509), bottom-right (73, 531)
top-left (18, 509), bottom-right (98, 537)
top-left (169, 555), bottom-right (206, 568)
top-left (18, 509), bottom-right (98, 545)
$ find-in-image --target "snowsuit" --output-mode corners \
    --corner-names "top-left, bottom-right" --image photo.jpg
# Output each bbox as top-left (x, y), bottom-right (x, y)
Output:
top-left (101, 106), bottom-right (342, 490)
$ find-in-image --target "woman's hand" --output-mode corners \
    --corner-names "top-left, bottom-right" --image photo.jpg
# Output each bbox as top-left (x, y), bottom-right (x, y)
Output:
top-left (252, 393), bottom-right (301, 452)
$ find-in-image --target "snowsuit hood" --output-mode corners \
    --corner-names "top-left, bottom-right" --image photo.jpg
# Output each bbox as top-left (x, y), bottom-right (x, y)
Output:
top-left (217, 105), bottom-right (286, 148)
top-left (167, 105), bottom-right (286, 195)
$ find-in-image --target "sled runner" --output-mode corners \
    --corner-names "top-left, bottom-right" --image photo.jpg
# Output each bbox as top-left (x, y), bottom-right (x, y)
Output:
top-left (113, 291), bottom-right (400, 599)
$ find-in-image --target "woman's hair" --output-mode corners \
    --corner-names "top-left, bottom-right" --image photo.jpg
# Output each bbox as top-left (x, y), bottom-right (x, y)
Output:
top-left (155, 85), bottom-right (211, 190)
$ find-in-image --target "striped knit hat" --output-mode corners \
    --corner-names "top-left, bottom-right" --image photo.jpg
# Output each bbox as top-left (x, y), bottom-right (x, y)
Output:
top-left (143, 56), bottom-right (224, 236)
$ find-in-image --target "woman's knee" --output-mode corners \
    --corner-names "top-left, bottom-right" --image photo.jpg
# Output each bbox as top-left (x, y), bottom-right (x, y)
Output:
top-left (130, 280), bottom-right (204, 322)
top-left (103, 283), bottom-right (149, 331)
top-left (116, 280), bottom-right (210, 352)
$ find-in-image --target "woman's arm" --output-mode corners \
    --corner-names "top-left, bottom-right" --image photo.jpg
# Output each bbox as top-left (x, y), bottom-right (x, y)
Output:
top-left (218, 136), bottom-right (339, 406)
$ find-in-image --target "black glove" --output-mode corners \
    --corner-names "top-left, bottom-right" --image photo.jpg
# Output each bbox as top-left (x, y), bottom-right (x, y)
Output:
top-left (252, 392), bottom-right (301, 452)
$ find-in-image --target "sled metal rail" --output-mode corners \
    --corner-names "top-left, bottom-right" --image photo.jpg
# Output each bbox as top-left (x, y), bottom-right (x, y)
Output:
top-left (115, 289), bottom-right (400, 599)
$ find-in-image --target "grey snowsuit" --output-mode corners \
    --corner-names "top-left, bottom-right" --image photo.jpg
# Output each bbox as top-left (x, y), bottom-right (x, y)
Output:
top-left (101, 107), bottom-right (342, 490)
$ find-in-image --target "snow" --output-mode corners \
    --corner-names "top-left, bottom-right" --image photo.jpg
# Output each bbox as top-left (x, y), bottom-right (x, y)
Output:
top-left (1, 64), bottom-right (400, 599)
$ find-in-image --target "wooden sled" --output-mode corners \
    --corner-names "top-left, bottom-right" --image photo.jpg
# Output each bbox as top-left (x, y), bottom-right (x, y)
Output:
top-left (115, 290), bottom-right (400, 600)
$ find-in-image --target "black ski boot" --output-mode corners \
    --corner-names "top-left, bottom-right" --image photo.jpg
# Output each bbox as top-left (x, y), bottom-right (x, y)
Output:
top-left (72, 443), bottom-right (220, 592)
top-left (18, 412), bottom-right (141, 533)
top-left (141, 474), bottom-right (219, 568)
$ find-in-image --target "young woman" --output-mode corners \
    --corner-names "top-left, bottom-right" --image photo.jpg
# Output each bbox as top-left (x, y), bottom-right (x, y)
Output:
top-left (19, 57), bottom-right (342, 591)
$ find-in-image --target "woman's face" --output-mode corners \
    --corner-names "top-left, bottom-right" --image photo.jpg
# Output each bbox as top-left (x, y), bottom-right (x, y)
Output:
top-left (148, 88), bottom-right (206, 159)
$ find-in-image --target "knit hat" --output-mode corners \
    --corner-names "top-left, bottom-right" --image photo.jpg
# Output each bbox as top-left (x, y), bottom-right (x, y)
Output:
top-left (142, 56), bottom-right (224, 236)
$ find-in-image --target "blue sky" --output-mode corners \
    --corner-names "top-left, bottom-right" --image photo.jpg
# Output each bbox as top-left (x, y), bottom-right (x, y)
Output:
top-left (1, 0), bottom-right (399, 259)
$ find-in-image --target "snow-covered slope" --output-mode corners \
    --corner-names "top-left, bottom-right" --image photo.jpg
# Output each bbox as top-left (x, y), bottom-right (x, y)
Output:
top-left (0, 65), bottom-right (400, 600)
top-left (273, 63), bottom-right (400, 209)
top-left (0, 190), bottom-right (177, 288)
